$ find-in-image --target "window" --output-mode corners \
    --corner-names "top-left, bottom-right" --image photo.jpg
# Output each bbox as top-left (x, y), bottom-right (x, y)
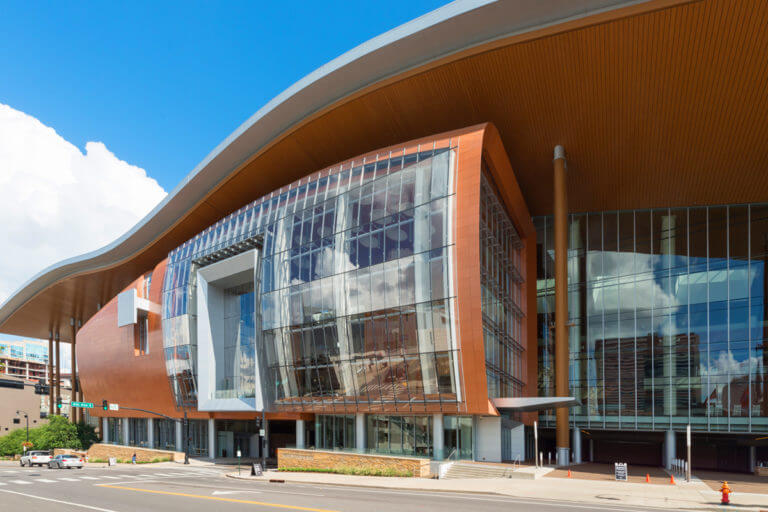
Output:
top-left (142, 272), bottom-right (152, 299)
top-left (135, 312), bottom-right (149, 356)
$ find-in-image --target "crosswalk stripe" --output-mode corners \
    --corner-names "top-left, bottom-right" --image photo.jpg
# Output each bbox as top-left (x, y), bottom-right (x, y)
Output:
top-left (37, 479), bottom-right (56, 483)
top-left (80, 476), bottom-right (99, 480)
top-left (58, 478), bottom-right (78, 482)
top-left (0, 482), bottom-right (5, 486)
top-left (10, 480), bottom-right (31, 485)
top-left (102, 476), bottom-right (119, 479)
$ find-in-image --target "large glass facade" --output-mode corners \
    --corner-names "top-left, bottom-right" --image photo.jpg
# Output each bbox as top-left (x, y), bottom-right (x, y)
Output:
top-left (163, 144), bottom-right (459, 410)
top-left (315, 414), bottom-right (356, 451)
top-left (480, 170), bottom-right (525, 398)
top-left (216, 282), bottom-right (256, 399)
top-left (537, 205), bottom-right (768, 433)
top-left (366, 415), bottom-right (432, 457)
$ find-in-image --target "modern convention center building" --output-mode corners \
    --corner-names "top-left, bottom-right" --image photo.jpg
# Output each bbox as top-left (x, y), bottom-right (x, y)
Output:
top-left (2, 0), bottom-right (768, 472)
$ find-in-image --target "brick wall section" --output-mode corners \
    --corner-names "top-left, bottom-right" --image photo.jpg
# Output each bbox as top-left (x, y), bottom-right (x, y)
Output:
top-left (278, 448), bottom-right (431, 477)
top-left (83, 443), bottom-right (185, 462)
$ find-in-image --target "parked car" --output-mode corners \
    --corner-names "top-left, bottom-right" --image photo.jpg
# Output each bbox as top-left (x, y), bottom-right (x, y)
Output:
top-left (48, 454), bottom-right (84, 469)
top-left (20, 450), bottom-right (52, 467)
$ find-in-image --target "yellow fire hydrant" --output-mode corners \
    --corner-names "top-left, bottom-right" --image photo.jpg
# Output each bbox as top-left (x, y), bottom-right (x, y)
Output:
top-left (720, 481), bottom-right (731, 505)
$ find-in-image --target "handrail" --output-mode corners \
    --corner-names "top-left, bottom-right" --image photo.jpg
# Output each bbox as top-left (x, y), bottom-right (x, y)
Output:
top-left (444, 448), bottom-right (457, 462)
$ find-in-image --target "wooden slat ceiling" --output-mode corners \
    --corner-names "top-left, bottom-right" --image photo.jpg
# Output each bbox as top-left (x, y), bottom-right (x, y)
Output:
top-left (3, 0), bottom-right (768, 340)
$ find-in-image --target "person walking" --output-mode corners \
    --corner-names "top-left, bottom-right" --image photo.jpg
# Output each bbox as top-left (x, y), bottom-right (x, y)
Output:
top-left (132, 453), bottom-right (137, 464)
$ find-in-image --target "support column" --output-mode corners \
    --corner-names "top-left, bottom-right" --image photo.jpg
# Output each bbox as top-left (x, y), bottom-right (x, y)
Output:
top-left (102, 417), bottom-right (109, 444)
top-left (589, 438), bottom-right (594, 462)
top-left (175, 418), bottom-right (183, 452)
top-left (355, 413), bottom-right (366, 453)
top-left (55, 335), bottom-right (61, 415)
top-left (208, 418), bottom-right (215, 459)
top-left (147, 418), bottom-right (154, 449)
top-left (664, 430), bottom-right (676, 470)
top-left (553, 145), bottom-right (570, 467)
top-left (572, 428), bottom-right (582, 464)
top-left (123, 418), bottom-right (130, 447)
top-left (48, 333), bottom-right (54, 416)
top-left (432, 413), bottom-right (444, 460)
top-left (749, 446), bottom-right (756, 473)
top-left (661, 216), bottom-right (677, 418)
top-left (296, 419), bottom-right (305, 449)
top-left (70, 320), bottom-right (78, 424)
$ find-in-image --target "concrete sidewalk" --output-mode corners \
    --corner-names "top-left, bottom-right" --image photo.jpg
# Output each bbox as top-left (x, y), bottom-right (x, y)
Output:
top-left (227, 469), bottom-right (768, 510)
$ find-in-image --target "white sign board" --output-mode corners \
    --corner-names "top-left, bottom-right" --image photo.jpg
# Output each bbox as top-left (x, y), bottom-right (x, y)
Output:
top-left (108, 457), bottom-right (117, 466)
top-left (251, 463), bottom-right (263, 476)
top-left (109, 403), bottom-right (119, 411)
top-left (259, 429), bottom-right (265, 437)
top-left (237, 450), bottom-right (241, 458)
top-left (614, 462), bottom-right (628, 481)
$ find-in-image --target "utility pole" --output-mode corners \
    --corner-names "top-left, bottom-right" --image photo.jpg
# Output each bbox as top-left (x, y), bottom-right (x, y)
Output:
top-left (261, 409), bottom-right (266, 470)
top-left (184, 409), bottom-right (190, 465)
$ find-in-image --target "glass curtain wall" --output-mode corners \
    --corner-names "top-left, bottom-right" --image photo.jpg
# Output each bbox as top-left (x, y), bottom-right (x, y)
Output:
top-left (315, 414), bottom-right (356, 450)
top-left (154, 418), bottom-right (176, 451)
top-left (443, 416), bottom-right (473, 460)
top-left (537, 205), bottom-right (768, 433)
top-left (216, 282), bottom-right (256, 399)
top-left (188, 420), bottom-right (209, 457)
top-left (366, 415), bottom-right (432, 457)
top-left (163, 144), bottom-right (459, 410)
top-left (480, 169), bottom-right (525, 398)
top-left (128, 418), bottom-right (148, 447)
top-left (107, 418), bottom-right (122, 445)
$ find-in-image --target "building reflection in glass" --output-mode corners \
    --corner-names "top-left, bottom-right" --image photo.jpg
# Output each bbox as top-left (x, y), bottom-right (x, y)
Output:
top-left (537, 205), bottom-right (768, 432)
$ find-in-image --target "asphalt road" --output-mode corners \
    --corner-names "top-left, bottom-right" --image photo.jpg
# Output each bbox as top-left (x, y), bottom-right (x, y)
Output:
top-left (0, 463), bottom-right (686, 511)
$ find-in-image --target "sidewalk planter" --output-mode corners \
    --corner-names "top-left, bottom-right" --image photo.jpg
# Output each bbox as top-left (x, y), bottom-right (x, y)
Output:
top-left (86, 443), bottom-right (184, 463)
top-left (277, 448), bottom-right (431, 478)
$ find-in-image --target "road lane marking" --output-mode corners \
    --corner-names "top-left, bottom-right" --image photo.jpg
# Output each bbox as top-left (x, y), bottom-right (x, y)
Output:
top-left (37, 479), bottom-right (56, 483)
top-left (9, 480), bottom-right (31, 485)
top-left (102, 476), bottom-right (120, 479)
top-left (0, 489), bottom-right (118, 511)
top-left (58, 477), bottom-right (79, 481)
top-left (98, 484), bottom-right (340, 512)
top-left (80, 476), bottom-right (99, 480)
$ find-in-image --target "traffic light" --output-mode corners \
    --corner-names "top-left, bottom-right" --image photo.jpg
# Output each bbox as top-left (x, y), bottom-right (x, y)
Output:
top-left (34, 382), bottom-right (49, 395)
top-left (102, 400), bottom-right (108, 411)
top-left (56, 396), bottom-right (62, 409)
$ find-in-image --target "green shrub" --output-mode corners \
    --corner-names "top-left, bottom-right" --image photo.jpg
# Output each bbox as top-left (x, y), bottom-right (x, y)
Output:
top-left (278, 466), bottom-right (412, 477)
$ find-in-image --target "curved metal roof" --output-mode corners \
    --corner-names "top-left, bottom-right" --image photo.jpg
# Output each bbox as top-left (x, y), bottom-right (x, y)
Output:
top-left (0, 0), bottom-right (645, 340)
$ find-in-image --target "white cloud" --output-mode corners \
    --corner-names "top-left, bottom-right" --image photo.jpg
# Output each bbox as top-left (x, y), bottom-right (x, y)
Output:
top-left (0, 103), bottom-right (167, 367)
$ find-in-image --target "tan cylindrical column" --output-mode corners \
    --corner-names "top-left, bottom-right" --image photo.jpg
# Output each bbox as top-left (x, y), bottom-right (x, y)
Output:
top-left (554, 145), bottom-right (570, 466)
top-left (55, 335), bottom-right (61, 415)
top-left (48, 334), bottom-right (54, 416)
top-left (71, 322), bottom-right (78, 424)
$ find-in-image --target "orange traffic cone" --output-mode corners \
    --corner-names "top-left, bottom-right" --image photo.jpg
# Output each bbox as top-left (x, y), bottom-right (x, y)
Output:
top-left (567, 468), bottom-right (572, 478)
top-left (646, 473), bottom-right (650, 483)
top-left (670, 474), bottom-right (675, 484)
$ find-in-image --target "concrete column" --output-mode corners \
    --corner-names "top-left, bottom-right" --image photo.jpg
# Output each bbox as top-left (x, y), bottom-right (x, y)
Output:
top-left (175, 419), bottom-right (183, 452)
top-left (48, 334), bottom-right (54, 416)
top-left (572, 428), bottom-right (582, 464)
top-left (664, 430), bottom-right (676, 470)
top-left (102, 417), bottom-right (109, 444)
top-left (589, 438), bottom-right (594, 462)
top-left (55, 336), bottom-right (61, 415)
top-left (296, 419), bottom-right (305, 449)
top-left (432, 413), bottom-right (444, 460)
top-left (749, 446), bottom-right (756, 472)
top-left (661, 215), bottom-right (677, 418)
top-left (553, 145), bottom-right (570, 467)
top-left (70, 328), bottom-right (78, 424)
top-left (147, 418), bottom-right (154, 449)
top-left (355, 413), bottom-right (366, 453)
top-left (122, 418), bottom-right (130, 447)
top-left (208, 418), bottom-right (215, 459)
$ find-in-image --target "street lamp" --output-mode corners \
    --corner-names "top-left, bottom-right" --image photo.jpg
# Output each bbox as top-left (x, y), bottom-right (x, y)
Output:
top-left (16, 410), bottom-right (29, 448)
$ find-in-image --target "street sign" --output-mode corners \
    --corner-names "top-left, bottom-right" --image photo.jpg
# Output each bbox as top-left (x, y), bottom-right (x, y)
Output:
top-left (614, 462), bottom-right (628, 481)
top-left (251, 463), bottom-right (263, 476)
top-left (259, 429), bottom-right (265, 437)
top-left (109, 403), bottom-right (119, 411)
top-left (71, 401), bottom-right (94, 408)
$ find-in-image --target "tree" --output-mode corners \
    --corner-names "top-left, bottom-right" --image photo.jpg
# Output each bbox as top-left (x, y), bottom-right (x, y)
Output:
top-left (76, 421), bottom-right (99, 450)
top-left (34, 416), bottom-right (81, 451)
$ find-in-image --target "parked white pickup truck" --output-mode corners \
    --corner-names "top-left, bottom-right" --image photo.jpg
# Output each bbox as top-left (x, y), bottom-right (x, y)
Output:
top-left (20, 450), bottom-right (52, 467)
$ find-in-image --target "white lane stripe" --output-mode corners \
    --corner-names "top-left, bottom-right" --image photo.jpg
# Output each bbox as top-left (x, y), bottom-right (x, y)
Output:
top-left (80, 476), bottom-right (98, 480)
top-left (9, 480), bottom-right (31, 485)
top-left (37, 479), bottom-right (56, 483)
top-left (58, 477), bottom-right (78, 482)
top-left (0, 489), bottom-right (118, 511)
top-left (101, 476), bottom-right (120, 479)
top-left (0, 482), bottom-right (5, 486)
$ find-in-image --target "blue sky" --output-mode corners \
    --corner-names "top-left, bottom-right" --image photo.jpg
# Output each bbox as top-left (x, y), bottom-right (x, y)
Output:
top-left (0, 0), bottom-right (447, 191)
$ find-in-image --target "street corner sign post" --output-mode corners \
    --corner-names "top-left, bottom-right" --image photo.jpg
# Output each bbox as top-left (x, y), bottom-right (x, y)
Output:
top-left (71, 401), bottom-right (94, 408)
